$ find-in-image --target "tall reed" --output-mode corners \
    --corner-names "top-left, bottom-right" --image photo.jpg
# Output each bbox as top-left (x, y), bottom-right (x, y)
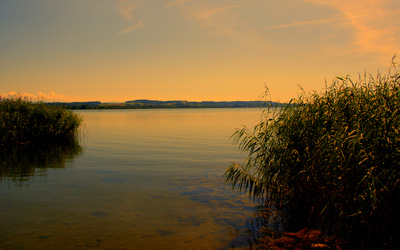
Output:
top-left (224, 60), bottom-right (400, 248)
top-left (0, 97), bottom-right (82, 145)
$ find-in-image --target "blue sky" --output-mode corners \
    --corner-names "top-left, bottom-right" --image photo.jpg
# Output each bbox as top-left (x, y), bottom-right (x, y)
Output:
top-left (1, 0), bottom-right (399, 102)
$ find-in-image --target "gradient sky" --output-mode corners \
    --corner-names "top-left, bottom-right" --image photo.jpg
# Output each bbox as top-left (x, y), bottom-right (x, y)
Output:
top-left (1, 0), bottom-right (399, 102)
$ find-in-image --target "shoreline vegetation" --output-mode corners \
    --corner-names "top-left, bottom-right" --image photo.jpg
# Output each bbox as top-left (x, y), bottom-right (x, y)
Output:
top-left (225, 59), bottom-right (400, 249)
top-left (48, 100), bottom-right (285, 109)
top-left (0, 97), bottom-right (82, 146)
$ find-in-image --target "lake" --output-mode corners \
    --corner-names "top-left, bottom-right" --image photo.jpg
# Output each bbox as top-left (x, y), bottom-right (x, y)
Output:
top-left (0, 108), bottom-right (264, 249)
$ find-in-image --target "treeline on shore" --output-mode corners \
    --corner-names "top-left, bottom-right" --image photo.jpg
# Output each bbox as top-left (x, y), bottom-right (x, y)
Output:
top-left (48, 100), bottom-right (285, 109)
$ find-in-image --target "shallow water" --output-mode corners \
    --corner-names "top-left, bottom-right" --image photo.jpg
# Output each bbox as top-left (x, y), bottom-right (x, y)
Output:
top-left (0, 108), bottom-right (263, 249)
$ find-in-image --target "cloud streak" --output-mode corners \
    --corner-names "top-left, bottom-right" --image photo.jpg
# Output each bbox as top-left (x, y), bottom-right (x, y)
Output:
top-left (118, 0), bottom-right (138, 20)
top-left (117, 0), bottom-right (144, 34)
top-left (165, 0), bottom-right (192, 8)
top-left (164, 0), bottom-right (278, 55)
top-left (307, 0), bottom-right (400, 56)
top-left (266, 18), bottom-right (335, 29)
top-left (0, 91), bottom-right (73, 102)
top-left (117, 19), bottom-right (144, 35)
top-left (163, 0), bottom-right (399, 58)
top-left (165, 0), bottom-right (248, 35)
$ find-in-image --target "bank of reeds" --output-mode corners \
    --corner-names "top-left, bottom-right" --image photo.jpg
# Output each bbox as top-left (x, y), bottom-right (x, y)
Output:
top-left (225, 60), bottom-right (400, 248)
top-left (0, 97), bottom-right (82, 146)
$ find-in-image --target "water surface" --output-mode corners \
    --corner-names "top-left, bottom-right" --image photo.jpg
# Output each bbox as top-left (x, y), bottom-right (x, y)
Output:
top-left (0, 108), bottom-right (263, 249)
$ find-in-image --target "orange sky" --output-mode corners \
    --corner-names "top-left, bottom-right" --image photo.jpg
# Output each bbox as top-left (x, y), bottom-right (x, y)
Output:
top-left (1, 0), bottom-right (399, 102)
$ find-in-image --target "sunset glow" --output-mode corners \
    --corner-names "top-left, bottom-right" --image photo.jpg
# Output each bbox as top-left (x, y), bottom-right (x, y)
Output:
top-left (1, 0), bottom-right (399, 102)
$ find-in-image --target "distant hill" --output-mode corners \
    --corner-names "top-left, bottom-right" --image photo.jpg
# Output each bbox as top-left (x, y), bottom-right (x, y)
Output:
top-left (125, 99), bottom-right (284, 108)
top-left (48, 101), bottom-right (102, 109)
top-left (49, 99), bottom-right (285, 109)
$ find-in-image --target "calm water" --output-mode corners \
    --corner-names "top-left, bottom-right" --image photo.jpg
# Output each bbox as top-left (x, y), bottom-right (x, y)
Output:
top-left (0, 108), bottom-right (263, 249)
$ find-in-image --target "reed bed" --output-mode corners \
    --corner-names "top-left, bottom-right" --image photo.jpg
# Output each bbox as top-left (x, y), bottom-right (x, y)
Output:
top-left (225, 60), bottom-right (400, 248)
top-left (0, 97), bottom-right (82, 146)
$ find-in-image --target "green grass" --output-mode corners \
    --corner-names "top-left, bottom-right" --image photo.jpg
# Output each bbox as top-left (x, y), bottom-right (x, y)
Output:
top-left (0, 97), bottom-right (82, 146)
top-left (224, 59), bottom-right (400, 248)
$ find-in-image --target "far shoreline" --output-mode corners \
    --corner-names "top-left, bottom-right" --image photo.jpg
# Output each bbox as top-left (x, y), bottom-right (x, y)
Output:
top-left (48, 99), bottom-right (287, 110)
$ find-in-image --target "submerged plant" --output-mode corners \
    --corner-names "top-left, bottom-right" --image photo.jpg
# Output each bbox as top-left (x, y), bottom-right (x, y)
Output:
top-left (0, 97), bottom-right (82, 145)
top-left (224, 59), bottom-right (400, 248)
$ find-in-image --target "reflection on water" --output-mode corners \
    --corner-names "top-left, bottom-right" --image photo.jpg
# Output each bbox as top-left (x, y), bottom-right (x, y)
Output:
top-left (0, 108), bottom-right (263, 249)
top-left (0, 137), bottom-right (82, 187)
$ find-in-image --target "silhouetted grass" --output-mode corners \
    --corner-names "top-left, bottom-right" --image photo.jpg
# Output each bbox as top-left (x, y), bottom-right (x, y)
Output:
top-left (225, 59), bottom-right (400, 248)
top-left (0, 97), bottom-right (82, 146)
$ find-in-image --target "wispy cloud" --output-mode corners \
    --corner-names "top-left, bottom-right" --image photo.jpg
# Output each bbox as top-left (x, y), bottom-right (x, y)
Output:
top-left (165, 0), bottom-right (247, 35)
top-left (307, 0), bottom-right (400, 56)
top-left (118, 0), bottom-right (138, 20)
top-left (183, 4), bottom-right (242, 22)
top-left (38, 91), bottom-right (73, 102)
top-left (164, 1), bottom-right (275, 53)
top-left (165, 0), bottom-right (192, 8)
top-left (0, 91), bottom-right (73, 102)
top-left (117, 18), bottom-right (144, 35)
top-left (266, 18), bottom-right (335, 29)
top-left (117, 0), bottom-right (144, 34)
